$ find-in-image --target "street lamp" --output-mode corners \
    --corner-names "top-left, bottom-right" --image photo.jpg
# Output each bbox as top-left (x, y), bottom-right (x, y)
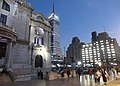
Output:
top-left (77, 61), bottom-right (81, 65)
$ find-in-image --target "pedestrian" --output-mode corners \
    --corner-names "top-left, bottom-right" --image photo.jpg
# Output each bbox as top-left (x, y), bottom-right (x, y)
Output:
top-left (37, 71), bottom-right (40, 79)
top-left (66, 69), bottom-right (70, 80)
top-left (45, 72), bottom-right (49, 80)
top-left (78, 68), bottom-right (82, 80)
top-left (111, 67), bottom-right (115, 78)
top-left (61, 70), bottom-right (64, 78)
top-left (101, 68), bottom-right (109, 85)
top-left (93, 68), bottom-right (98, 84)
top-left (96, 69), bottom-right (101, 84)
top-left (116, 67), bottom-right (119, 76)
top-left (112, 67), bottom-right (117, 80)
top-left (40, 71), bottom-right (43, 80)
top-left (0, 65), bottom-right (7, 76)
top-left (88, 68), bottom-right (92, 80)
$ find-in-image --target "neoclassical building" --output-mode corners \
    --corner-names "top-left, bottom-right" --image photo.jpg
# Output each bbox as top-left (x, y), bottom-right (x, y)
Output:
top-left (30, 12), bottom-right (52, 75)
top-left (0, 0), bottom-right (52, 82)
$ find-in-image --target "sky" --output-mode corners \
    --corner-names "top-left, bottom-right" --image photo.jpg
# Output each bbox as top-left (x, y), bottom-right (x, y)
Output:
top-left (27, 0), bottom-right (120, 54)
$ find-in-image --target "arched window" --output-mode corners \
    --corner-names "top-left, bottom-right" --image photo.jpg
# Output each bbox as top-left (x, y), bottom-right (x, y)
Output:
top-left (36, 16), bottom-right (44, 22)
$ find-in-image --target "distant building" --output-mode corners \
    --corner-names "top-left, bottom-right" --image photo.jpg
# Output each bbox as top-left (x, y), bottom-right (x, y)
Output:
top-left (66, 37), bottom-right (82, 64)
top-left (81, 32), bottom-right (120, 67)
top-left (48, 4), bottom-right (61, 59)
top-left (66, 32), bottom-right (120, 67)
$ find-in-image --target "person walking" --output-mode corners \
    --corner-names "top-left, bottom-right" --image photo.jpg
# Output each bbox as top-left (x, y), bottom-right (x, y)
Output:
top-left (40, 71), bottom-right (43, 80)
top-left (61, 70), bottom-right (64, 78)
top-left (112, 67), bottom-right (117, 80)
top-left (45, 72), bottom-right (49, 80)
top-left (66, 69), bottom-right (71, 80)
top-left (94, 68), bottom-right (98, 84)
top-left (0, 65), bottom-right (7, 76)
top-left (88, 68), bottom-right (92, 80)
top-left (101, 68), bottom-right (109, 85)
top-left (96, 69), bottom-right (101, 84)
top-left (77, 68), bottom-right (82, 80)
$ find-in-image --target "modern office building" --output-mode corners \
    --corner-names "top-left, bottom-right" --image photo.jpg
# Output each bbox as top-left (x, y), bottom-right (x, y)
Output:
top-left (66, 32), bottom-right (120, 68)
top-left (48, 5), bottom-right (61, 59)
top-left (82, 31), bottom-right (120, 67)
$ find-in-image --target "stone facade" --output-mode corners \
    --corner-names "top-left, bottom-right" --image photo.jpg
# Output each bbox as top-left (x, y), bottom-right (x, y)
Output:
top-left (30, 12), bottom-right (52, 75)
top-left (0, 0), bottom-right (52, 81)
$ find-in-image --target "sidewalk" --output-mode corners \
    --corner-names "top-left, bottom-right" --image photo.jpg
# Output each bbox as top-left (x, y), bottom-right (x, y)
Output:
top-left (107, 78), bottom-right (120, 86)
top-left (0, 74), bottom-right (120, 86)
top-left (107, 73), bottom-right (120, 86)
top-left (49, 71), bottom-right (120, 85)
top-left (1, 72), bottom-right (120, 86)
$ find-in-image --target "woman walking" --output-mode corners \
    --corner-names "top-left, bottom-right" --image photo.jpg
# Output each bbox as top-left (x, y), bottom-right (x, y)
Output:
top-left (96, 69), bottom-right (101, 84)
top-left (101, 68), bottom-right (109, 85)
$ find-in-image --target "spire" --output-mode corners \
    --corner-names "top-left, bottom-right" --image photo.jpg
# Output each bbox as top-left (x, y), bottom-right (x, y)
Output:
top-left (52, 2), bottom-right (55, 13)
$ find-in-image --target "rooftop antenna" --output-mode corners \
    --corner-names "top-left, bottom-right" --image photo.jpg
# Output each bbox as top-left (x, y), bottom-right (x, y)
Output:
top-left (103, 26), bottom-right (106, 32)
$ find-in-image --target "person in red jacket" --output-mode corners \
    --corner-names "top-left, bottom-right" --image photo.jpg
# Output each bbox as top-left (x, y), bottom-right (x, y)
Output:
top-left (88, 68), bottom-right (92, 80)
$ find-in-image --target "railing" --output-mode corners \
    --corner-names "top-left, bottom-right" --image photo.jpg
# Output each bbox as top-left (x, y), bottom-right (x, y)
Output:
top-left (0, 22), bottom-right (15, 32)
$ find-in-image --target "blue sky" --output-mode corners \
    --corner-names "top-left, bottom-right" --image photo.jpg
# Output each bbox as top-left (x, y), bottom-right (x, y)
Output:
top-left (27, 0), bottom-right (120, 54)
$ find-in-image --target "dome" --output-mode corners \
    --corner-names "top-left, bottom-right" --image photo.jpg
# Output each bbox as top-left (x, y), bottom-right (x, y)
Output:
top-left (35, 26), bottom-right (44, 36)
top-left (48, 13), bottom-right (59, 21)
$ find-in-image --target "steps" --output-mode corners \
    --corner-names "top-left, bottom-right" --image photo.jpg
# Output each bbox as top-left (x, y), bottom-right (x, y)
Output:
top-left (0, 73), bottom-right (13, 84)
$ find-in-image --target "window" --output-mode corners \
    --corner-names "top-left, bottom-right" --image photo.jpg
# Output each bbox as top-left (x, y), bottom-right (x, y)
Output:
top-left (36, 16), bottom-right (44, 22)
top-left (2, 0), bottom-right (10, 11)
top-left (0, 14), bottom-right (7, 25)
top-left (41, 37), bottom-right (44, 45)
top-left (34, 36), bottom-right (44, 45)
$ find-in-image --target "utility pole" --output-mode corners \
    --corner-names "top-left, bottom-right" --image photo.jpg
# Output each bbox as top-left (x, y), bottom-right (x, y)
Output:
top-left (64, 47), bottom-right (66, 66)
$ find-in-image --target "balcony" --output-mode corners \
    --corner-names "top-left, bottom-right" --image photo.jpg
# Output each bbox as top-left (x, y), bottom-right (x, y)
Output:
top-left (0, 22), bottom-right (17, 42)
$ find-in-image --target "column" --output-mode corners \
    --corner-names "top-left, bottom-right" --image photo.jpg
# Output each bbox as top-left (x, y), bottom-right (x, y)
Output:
top-left (5, 41), bottom-right (12, 67)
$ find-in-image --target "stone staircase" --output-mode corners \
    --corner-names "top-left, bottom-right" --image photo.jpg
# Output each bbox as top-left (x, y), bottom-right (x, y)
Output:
top-left (0, 73), bottom-right (13, 84)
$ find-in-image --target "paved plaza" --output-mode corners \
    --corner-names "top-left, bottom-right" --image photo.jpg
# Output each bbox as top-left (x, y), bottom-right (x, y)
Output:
top-left (1, 74), bottom-right (120, 86)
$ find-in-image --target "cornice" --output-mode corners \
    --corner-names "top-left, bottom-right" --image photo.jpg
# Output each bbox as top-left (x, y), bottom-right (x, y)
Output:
top-left (16, 38), bottom-right (29, 45)
top-left (13, 0), bottom-right (34, 11)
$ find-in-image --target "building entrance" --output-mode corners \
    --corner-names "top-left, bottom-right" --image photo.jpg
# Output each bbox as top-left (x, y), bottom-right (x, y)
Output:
top-left (35, 55), bottom-right (43, 68)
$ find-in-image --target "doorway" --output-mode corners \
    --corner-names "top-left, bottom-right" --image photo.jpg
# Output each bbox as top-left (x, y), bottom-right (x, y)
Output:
top-left (35, 55), bottom-right (43, 68)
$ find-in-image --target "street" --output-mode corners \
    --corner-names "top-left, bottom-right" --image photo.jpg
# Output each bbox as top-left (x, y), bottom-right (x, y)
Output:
top-left (1, 75), bottom-right (120, 86)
